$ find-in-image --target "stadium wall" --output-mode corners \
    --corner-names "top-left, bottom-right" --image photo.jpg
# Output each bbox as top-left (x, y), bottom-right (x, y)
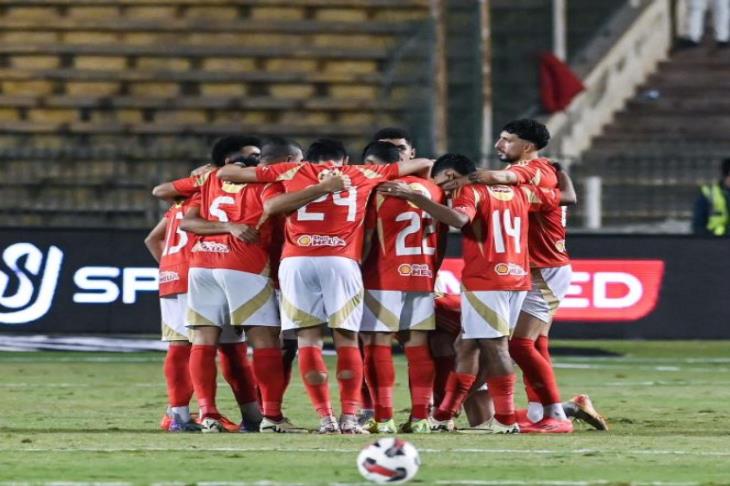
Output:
top-left (0, 229), bottom-right (727, 339)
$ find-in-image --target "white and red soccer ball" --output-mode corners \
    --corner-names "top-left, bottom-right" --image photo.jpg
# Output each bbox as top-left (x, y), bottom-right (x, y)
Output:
top-left (357, 437), bottom-right (421, 484)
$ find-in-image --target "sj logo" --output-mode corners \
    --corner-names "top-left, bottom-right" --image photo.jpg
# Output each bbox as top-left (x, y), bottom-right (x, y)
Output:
top-left (0, 243), bottom-right (64, 324)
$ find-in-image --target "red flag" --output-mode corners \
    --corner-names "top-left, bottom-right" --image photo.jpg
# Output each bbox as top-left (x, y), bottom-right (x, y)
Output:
top-left (539, 52), bottom-right (585, 113)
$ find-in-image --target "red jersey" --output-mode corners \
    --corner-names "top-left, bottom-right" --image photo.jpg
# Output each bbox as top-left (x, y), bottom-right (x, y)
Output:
top-left (158, 198), bottom-right (196, 297)
top-left (185, 169), bottom-right (274, 275)
top-left (256, 162), bottom-right (400, 261)
top-left (260, 182), bottom-right (286, 288)
top-left (451, 184), bottom-right (561, 291)
top-left (362, 176), bottom-right (445, 291)
top-left (506, 158), bottom-right (569, 268)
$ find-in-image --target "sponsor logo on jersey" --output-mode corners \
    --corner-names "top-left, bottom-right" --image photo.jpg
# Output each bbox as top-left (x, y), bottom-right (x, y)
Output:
top-left (192, 241), bottom-right (229, 253)
top-left (555, 239), bottom-right (566, 253)
top-left (494, 262), bottom-right (528, 276)
top-left (159, 271), bottom-right (180, 283)
top-left (398, 263), bottom-right (433, 278)
top-left (317, 168), bottom-right (343, 181)
top-left (221, 181), bottom-right (245, 194)
top-left (296, 234), bottom-right (346, 247)
top-left (487, 185), bottom-right (515, 201)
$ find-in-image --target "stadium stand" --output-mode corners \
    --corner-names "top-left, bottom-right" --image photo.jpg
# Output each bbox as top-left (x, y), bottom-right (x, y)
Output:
top-left (571, 45), bottom-right (730, 227)
top-left (0, 0), bottom-right (434, 227)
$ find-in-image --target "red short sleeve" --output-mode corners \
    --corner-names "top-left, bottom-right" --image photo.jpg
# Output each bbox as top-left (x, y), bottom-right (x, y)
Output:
top-left (450, 186), bottom-right (479, 222)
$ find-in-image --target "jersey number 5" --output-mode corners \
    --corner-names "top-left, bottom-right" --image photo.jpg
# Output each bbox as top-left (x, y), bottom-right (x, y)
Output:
top-left (162, 212), bottom-right (188, 256)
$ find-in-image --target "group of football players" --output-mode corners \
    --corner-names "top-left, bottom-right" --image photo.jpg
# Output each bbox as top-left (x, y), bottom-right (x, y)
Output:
top-left (145, 119), bottom-right (608, 434)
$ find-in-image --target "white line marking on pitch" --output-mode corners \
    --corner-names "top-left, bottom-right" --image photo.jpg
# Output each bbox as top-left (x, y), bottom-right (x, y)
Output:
top-left (0, 482), bottom-right (705, 486)
top-left (2, 447), bottom-right (728, 457)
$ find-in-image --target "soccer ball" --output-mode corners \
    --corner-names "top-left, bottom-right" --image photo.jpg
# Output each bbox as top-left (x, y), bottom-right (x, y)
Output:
top-left (356, 437), bottom-right (421, 484)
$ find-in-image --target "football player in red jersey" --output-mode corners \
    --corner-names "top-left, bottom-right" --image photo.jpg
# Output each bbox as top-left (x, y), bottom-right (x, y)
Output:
top-left (257, 136), bottom-right (305, 397)
top-left (379, 153), bottom-right (576, 433)
top-left (360, 141), bottom-right (443, 434)
top-left (153, 136), bottom-right (269, 433)
top-left (217, 138), bottom-right (433, 434)
top-left (359, 132), bottom-right (416, 425)
top-left (145, 190), bottom-right (202, 432)
top-left (448, 119), bottom-right (606, 432)
top-left (173, 137), bottom-right (347, 434)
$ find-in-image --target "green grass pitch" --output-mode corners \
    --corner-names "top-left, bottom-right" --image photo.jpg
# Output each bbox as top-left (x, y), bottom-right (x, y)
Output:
top-left (1, 340), bottom-right (729, 485)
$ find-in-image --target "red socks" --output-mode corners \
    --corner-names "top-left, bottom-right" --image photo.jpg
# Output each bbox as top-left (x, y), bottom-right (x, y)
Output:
top-left (487, 373), bottom-right (517, 425)
top-left (253, 347), bottom-right (286, 420)
top-left (363, 345), bottom-right (394, 421)
top-left (164, 344), bottom-right (194, 407)
top-left (299, 346), bottom-right (333, 418)
top-left (509, 337), bottom-right (561, 405)
top-left (189, 344), bottom-right (218, 417)
top-left (336, 346), bottom-right (364, 416)
top-left (433, 371), bottom-right (475, 421)
top-left (432, 355), bottom-right (455, 406)
top-left (218, 343), bottom-right (258, 406)
top-left (362, 345), bottom-right (376, 411)
top-left (536, 335), bottom-right (552, 363)
top-left (405, 346), bottom-right (434, 420)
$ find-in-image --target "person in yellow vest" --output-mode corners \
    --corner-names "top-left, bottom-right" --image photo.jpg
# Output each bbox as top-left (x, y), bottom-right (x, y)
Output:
top-left (693, 158), bottom-right (730, 236)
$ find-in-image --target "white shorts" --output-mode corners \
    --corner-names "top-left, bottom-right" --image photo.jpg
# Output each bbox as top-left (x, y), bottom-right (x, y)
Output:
top-left (461, 289), bottom-right (527, 339)
top-left (278, 256), bottom-right (364, 332)
top-left (160, 293), bottom-right (190, 342)
top-left (361, 290), bottom-right (435, 333)
top-left (186, 267), bottom-right (279, 329)
top-left (521, 265), bottom-right (572, 323)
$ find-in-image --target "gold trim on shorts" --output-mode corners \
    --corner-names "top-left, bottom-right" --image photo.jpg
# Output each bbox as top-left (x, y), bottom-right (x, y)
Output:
top-left (162, 322), bottom-right (189, 342)
top-left (464, 290), bottom-right (510, 336)
top-left (329, 290), bottom-right (364, 329)
top-left (281, 294), bottom-right (324, 328)
top-left (364, 290), bottom-right (400, 332)
top-left (186, 308), bottom-right (218, 327)
top-left (231, 282), bottom-right (275, 325)
top-left (531, 268), bottom-right (560, 316)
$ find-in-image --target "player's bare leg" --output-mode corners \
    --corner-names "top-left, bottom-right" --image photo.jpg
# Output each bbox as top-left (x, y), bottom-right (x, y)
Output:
top-left (462, 360), bottom-right (494, 427)
top-left (361, 331), bottom-right (396, 433)
top-left (333, 328), bottom-right (368, 434)
top-left (459, 337), bottom-right (519, 434)
top-left (431, 336), bottom-right (479, 431)
top-left (429, 330), bottom-right (457, 409)
top-left (400, 330), bottom-right (435, 433)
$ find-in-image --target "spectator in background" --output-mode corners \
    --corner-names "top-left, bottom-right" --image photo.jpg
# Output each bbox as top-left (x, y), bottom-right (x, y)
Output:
top-left (693, 158), bottom-right (730, 236)
top-left (677, 0), bottom-right (729, 48)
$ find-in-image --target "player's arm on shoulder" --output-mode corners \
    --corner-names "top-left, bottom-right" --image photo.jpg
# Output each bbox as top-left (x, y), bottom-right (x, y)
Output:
top-left (556, 169), bottom-right (577, 206)
top-left (152, 173), bottom-right (205, 201)
top-left (396, 158), bottom-right (434, 178)
top-left (378, 182), bottom-right (469, 228)
top-left (180, 205), bottom-right (258, 242)
top-left (263, 172), bottom-right (350, 216)
top-left (144, 217), bottom-right (167, 263)
top-left (152, 181), bottom-right (182, 201)
top-left (468, 169), bottom-right (519, 186)
top-left (217, 164), bottom-right (260, 183)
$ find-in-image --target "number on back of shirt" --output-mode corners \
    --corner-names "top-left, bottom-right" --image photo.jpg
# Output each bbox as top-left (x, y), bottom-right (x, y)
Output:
top-left (163, 212), bottom-right (188, 256)
top-left (297, 189), bottom-right (357, 222)
top-left (492, 209), bottom-right (521, 253)
top-left (395, 211), bottom-right (437, 256)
